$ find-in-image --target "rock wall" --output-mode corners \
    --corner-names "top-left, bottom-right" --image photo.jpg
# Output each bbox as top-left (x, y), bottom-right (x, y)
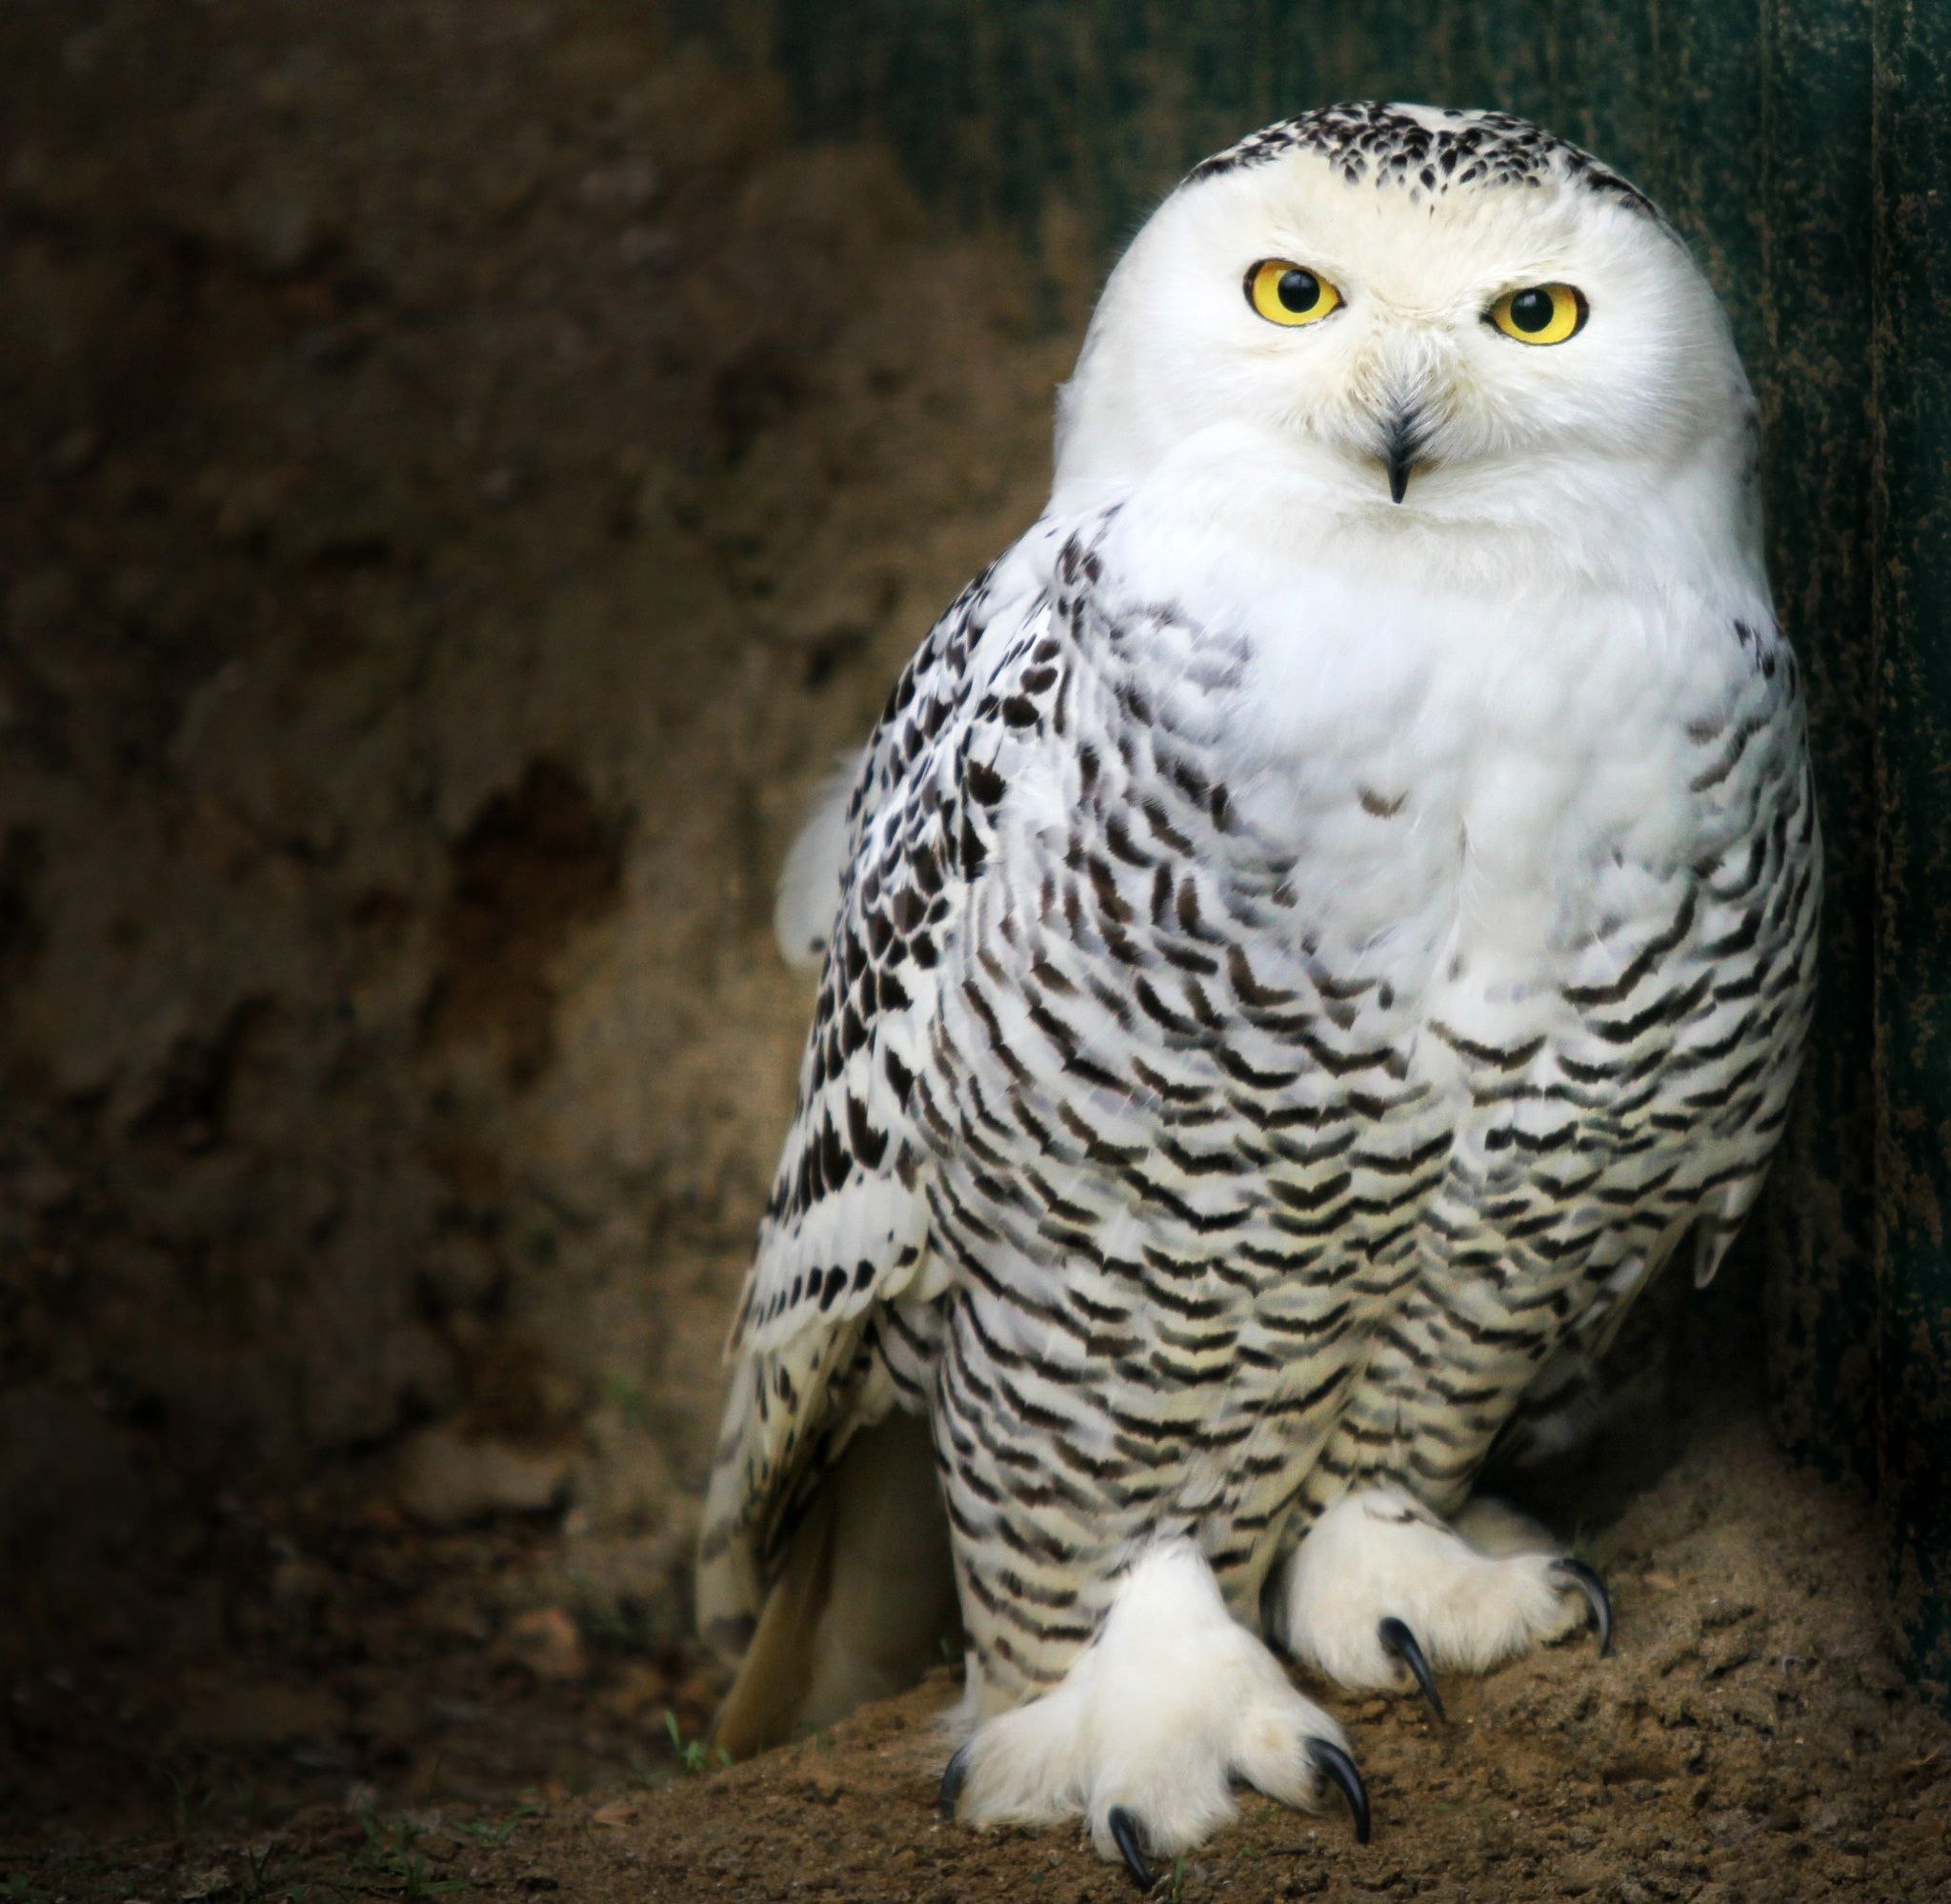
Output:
top-left (0, 1), bottom-right (1081, 1654)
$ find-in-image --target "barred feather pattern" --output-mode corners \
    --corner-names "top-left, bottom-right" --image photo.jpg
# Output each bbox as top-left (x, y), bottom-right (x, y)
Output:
top-left (698, 505), bottom-right (1819, 1711)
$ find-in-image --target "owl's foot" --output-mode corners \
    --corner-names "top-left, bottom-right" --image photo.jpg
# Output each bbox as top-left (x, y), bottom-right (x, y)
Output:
top-left (940, 1540), bottom-right (1368, 1889)
top-left (1277, 1485), bottom-right (1609, 1715)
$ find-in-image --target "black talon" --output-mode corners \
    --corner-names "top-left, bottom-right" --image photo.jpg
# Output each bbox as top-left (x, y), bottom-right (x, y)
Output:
top-left (936, 1742), bottom-right (971, 1820)
top-left (1377, 1614), bottom-right (1447, 1722)
top-left (1551, 1558), bottom-right (1614, 1658)
top-left (1306, 1736), bottom-right (1371, 1846)
top-left (1106, 1805), bottom-right (1156, 1892)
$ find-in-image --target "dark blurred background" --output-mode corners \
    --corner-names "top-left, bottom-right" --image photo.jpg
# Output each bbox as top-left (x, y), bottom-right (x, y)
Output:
top-left (2, 0), bottom-right (1947, 1871)
top-left (0, 0), bottom-right (1084, 1837)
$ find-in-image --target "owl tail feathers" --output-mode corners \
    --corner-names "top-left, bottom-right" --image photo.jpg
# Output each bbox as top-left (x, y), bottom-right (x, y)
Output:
top-left (710, 1411), bottom-right (960, 1760)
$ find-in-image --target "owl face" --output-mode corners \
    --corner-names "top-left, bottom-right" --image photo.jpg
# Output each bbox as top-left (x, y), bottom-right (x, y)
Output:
top-left (1054, 106), bottom-right (1753, 536)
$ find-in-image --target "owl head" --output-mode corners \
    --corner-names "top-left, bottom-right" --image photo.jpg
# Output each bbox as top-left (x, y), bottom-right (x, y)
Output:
top-left (1053, 104), bottom-right (1757, 553)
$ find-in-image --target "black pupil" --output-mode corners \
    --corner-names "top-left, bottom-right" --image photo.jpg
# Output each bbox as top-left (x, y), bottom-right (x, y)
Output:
top-left (1277, 268), bottom-right (1320, 313)
top-left (1511, 288), bottom-right (1556, 332)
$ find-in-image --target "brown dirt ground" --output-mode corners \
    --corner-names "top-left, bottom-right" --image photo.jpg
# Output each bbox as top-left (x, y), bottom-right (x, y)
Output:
top-left (2, 4), bottom-right (1948, 1900)
top-left (12, 1380), bottom-right (1951, 1900)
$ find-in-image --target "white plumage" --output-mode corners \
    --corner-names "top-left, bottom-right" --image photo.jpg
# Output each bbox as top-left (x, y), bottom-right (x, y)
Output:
top-left (698, 103), bottom-right (1818, 1881)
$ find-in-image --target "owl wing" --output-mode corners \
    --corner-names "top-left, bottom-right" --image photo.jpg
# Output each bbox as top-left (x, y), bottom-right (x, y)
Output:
top-left (695, 525), bottom-right (1060, 1655)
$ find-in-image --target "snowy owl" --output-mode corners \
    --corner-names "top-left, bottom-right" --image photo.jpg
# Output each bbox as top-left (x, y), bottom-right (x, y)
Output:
top-left (696, 101), bottom-right (1819, 1883)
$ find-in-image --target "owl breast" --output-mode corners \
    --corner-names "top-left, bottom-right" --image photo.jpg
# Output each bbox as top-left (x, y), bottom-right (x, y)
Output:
top-left (910, 519), bottom-right (1816, 1625)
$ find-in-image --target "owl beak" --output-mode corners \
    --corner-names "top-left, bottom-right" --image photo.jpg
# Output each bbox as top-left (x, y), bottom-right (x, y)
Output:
top-left (1386, 443), bottom-right (1416, 505)
top-left (1381, 409), bottom-right (1426, 505)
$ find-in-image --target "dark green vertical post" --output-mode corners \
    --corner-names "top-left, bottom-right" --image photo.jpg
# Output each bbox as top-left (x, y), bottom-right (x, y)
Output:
top-left (1755, 0), bottom-right (1880, 1487)
top-left (1872, 0), bottom-right (1951, 1701)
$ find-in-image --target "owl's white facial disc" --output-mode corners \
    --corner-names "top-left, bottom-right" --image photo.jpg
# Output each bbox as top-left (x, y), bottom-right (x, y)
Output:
top-left (1053, 103), bottom-right (1755, 551)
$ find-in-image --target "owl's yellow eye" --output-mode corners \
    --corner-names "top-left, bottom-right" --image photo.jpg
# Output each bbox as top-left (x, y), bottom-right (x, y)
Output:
top-left (1246, 260), bottom-right (1343, 328)
top-left (1488, 283), bottom-right (1588, 345)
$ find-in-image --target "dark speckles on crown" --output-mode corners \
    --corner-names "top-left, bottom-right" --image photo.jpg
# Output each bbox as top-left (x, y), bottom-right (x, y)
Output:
top-left (1186, 101), bottom-right (1656, 217)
